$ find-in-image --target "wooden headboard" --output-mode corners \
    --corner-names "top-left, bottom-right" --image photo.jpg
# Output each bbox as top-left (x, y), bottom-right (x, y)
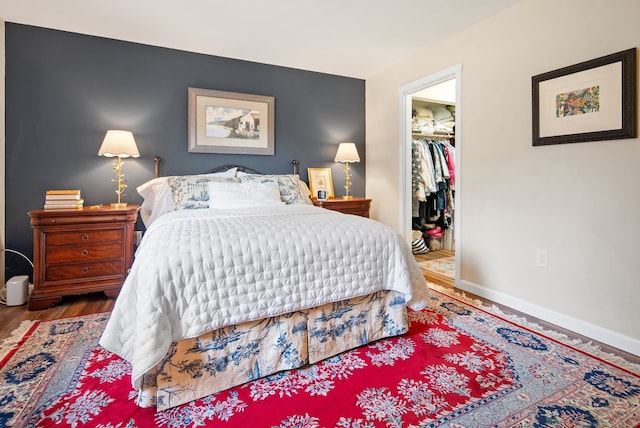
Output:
top-left (153, 157), bottom-right (299, 178)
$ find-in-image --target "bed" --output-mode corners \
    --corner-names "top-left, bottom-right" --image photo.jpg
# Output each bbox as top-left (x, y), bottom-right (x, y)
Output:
top-left (99, 160), bottom-right (429, 410)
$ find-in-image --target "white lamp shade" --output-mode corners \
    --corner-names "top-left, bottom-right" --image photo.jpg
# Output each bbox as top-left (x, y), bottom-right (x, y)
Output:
top-left (98, 130), bottom-right (140, 158)
top-left (334, 142), bottom-right (360, 163)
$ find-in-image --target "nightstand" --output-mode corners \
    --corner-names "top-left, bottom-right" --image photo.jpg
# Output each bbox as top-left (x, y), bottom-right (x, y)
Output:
top-left (27, 205), bottom-right (140, 310)
top-left (312, 197), bottom-right (372, 217)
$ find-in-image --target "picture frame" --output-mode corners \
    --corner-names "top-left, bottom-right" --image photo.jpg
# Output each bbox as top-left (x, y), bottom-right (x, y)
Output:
top-left (532, 48), bottom-right (636, 146)
top-left (307, 168), bottom-right (335, 199)
top-left (188, 87), bottom-right (275, 155)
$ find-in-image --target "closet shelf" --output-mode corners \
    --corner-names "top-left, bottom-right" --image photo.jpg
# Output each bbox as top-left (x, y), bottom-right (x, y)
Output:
top-left (412, 133), bottom-right (454, 139)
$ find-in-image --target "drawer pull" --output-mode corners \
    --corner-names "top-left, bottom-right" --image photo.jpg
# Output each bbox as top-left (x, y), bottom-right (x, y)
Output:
top-left (82, 267), bottom-right (89, 274)
top-left (82, 234), bottom-right (89, 241)
top-left (51, 219), bottom-right (56, 223)
top-left (81, 249), bottom-right (89, 256)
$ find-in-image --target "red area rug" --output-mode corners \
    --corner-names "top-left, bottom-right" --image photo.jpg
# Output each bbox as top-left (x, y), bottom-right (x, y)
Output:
top-left (1, 286), bottom-right (639, 427)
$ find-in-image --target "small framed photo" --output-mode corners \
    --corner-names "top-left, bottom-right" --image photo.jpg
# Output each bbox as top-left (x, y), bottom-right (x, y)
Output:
top-left (188, 87), bottom-right (275, 155)
top-left (307, 168), bottom-right (334, 199)
top-left (532, 48), bottom-right (636, 146)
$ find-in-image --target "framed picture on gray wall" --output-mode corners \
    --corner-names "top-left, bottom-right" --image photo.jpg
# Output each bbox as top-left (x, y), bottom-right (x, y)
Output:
top-left (532, 48), bottom-right (636, 146)
top-left (188, 87), bottom-right (275, 154)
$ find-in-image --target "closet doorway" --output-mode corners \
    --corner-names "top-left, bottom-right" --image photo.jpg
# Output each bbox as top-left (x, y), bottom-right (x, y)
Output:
top-left (399, 65), bottom-right (461, 284)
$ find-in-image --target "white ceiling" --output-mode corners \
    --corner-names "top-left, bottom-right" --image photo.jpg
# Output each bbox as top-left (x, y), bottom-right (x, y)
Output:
top-left (0, 0), bottom-right (522, 79)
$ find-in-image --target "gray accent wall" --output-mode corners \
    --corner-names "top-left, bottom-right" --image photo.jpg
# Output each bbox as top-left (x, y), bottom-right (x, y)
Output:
top-left (4, 23), bottom-right (365, 280)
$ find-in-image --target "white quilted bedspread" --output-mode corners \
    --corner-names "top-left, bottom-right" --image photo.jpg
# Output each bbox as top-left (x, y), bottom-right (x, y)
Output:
top-left (99, 204), bottom-right (428, 388)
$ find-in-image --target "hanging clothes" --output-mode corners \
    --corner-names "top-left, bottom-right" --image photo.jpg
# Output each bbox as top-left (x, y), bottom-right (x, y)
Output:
top-left (411, 137), bottom-right (455, 231)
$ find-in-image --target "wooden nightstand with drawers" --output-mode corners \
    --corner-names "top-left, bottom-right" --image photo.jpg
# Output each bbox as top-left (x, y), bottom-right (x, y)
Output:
top-left (27, 205), bottom-right (140, 310)
top-left (312, 197), bottom-right (372, 217)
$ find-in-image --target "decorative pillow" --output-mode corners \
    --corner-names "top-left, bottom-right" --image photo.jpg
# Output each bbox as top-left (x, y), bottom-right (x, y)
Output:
top-left (208, 181), bottom-right (284, 209)
top-left (239, 174), bottom-right (306, 205)
top-left (168, 175), bottom-right (240, 210)
top-left (137, 168), bottom-right (238, 225)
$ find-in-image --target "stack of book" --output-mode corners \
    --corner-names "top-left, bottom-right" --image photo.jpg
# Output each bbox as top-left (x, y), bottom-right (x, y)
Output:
top-left (44, 190), bottom-right (84, 210)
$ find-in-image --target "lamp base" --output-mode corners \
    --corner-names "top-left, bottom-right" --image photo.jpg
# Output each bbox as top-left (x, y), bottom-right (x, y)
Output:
top-left (110, 202), bottom-right (129, 209)
top-left (342, 196), bottom-right (354, 200)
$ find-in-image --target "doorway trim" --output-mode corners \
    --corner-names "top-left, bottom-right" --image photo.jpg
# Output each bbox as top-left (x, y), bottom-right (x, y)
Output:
top-left (398, 64), bottom-right (462, 274)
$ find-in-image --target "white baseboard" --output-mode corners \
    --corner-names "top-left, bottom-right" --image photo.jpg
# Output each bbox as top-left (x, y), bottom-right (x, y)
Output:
top-left (457, 279), bottom-right (640, 357)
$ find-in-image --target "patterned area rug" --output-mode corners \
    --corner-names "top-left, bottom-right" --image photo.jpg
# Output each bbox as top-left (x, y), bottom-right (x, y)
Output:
top-left (419, 256), bottom-right (455, 279)
top-left (1, 286), bottom-right (639, 427)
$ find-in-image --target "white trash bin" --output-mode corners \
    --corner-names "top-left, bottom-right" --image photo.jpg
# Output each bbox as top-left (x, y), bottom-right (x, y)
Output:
top-left (6, 275), bottom-right (29, 306)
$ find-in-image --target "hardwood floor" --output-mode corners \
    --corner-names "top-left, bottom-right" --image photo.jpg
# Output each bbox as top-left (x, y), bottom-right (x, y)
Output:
top-left (0, 293), bottom-right (115, 341)
top-left (2, 253), bottom-right (638, 366)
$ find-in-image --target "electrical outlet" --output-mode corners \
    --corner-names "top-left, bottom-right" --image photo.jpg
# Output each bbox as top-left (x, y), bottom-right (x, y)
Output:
top-left (535, 249), bottom-right (548, 268)
top-left (135, 231), bottom-right (143, 246)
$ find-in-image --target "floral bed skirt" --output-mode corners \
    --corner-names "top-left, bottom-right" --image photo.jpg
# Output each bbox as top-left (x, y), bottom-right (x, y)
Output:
top-left (137, 290), bottom-right (408, 410)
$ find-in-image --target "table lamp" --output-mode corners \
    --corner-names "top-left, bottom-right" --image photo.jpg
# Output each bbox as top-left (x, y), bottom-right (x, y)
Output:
top-left (334, 142), bottom-right (360, 200)
top-left (98, 130), bottom-right (140, 208)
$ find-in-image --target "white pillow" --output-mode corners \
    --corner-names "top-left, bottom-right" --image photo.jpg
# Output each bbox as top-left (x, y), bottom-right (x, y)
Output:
top-left (210, 199), bottom-right (286, 209)
top-left (297, 180), bottom-right (313, 205)
top-left (137, 168), bottom-right (238, 226)
top-left (208, 167), bottom-right (238, 178)
top-left (208, 181), bottom-right (284, 209)
top-left (137, 177), bottom-right (176, 227)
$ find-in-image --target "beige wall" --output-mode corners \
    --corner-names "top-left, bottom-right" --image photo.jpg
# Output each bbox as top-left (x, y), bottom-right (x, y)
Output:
top-left (366, 0), bottom-right (640, 355)
top-left (1, 19), bottom-right (5, 279)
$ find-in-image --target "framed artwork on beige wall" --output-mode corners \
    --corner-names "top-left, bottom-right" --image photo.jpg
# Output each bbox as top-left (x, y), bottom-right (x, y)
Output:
top-left (532, 48), bottom-right (636, 146)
